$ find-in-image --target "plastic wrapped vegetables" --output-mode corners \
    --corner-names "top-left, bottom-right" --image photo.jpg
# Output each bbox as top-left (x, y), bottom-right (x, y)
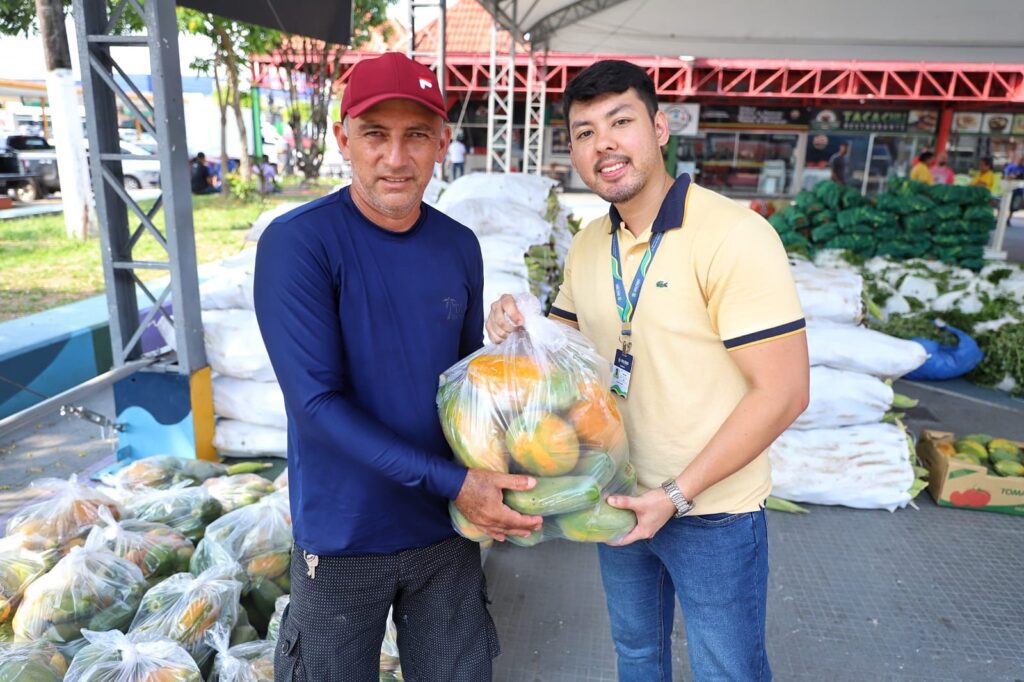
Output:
top-left (13, 538), bottom-right (147, 651)
top-left (438, 294), bottom-right (637, 546)
top-left (64, 630), bottom-right (201, 682)
top-left (190, 495), bottom-right (292, 633)
top-left (0, 640), bottom-right (67, 680)
top-left (113, 455), bottom-right (272, 490)
top-left (126, 484), bottom-right (224, 542)
top-left (5, 475), bottom-right (123, 553)
top-left (129, 565), bottom-right (243, 670)
top-left (264, 595), bottom-right (288, 642)
top-left (202, 474), bottom-right (276, 513)
top-left (87, 507), bottom-right (194, 588)
top-left (207, 624), bottom-right (274, 681)
top-left (0, 536), bottom-right (56, 633)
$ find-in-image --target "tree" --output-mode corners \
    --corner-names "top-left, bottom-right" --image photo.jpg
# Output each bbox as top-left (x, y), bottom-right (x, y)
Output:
top-left (1, 0), bottom-right (141, 36)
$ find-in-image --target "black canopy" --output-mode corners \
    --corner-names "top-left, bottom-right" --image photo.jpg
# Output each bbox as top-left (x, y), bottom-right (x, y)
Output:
top-left (178, 0), bottom-right (353, 44)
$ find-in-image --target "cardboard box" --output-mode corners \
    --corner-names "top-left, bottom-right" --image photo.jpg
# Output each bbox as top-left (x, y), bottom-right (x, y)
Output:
top-left (917, 430), bottom-right (1024, 515)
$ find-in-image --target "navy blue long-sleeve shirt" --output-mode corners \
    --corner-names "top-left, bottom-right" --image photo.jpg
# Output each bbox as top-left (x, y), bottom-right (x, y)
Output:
top-left (253, 187), bottom-right (484, 555)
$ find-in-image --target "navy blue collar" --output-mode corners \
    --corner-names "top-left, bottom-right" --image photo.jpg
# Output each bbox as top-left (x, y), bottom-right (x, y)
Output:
top-left (608, 173), bottom-right (691, 234)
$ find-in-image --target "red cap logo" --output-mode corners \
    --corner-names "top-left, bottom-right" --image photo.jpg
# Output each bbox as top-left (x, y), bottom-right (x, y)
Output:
top-left (340, 52), bottom-right (448, 121)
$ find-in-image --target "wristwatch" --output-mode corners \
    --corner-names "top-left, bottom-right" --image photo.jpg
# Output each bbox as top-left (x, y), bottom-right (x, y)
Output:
top-left (661, 479), bottom-right (694, 518)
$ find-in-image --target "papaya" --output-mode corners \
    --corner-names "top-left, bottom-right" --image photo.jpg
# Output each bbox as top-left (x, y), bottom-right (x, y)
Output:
top-left (952, 452), bottom-right (981, 466)
top-left (571, 451), bottom-right (617, 487)
top-left (508, 529), bottom-right (545, 547)
top-left (439, 384), bottom-right (509, 473)
top-left (554, 502), bottom-right (637, 543)
top-left (466, 354), bottom-right (544, 407)
top-left (506, 412), bottom-right (580, 476)
top-left (567, 383), bottom-right (625, 451)
top-left (993, 460), bottom-right (1024, 477)
top-left (246, 552), bottom-right (290, 580)
top-left (934, 442), bottom-right (956, 458)
top-left (448, 503), bottom-right (490, 543)
top-left (607, 461), bottom-right (638, 496)
top-left (987, 438), bottom-right (1021, 460)
top-left (534, 370), bottom-right (580, 412)
top-left (954, 440), bottom-right (988, 461)
top-left (961, 433), bottom-right (994, 446)
top-left (503, 476), bottom-right (600, 516)
top-left (988, 448), bottom-right (1019, 464)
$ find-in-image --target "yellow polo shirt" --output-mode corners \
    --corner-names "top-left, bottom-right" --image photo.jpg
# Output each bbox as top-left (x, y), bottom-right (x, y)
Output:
top-left (910, 162), bottom-right (934, 185)
top-left (549, 175), bottom-right (805, 515)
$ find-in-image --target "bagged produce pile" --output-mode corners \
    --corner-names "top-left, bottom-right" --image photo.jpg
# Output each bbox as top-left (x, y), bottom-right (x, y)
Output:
top-left (128, 565), bottom-right (244, 670)
top-left (190, 495), bottom-right (292, 633)
top-left (0, 536), bottom-right (55, 634)
top-left (124, 484), bottom-right (224, 543)
top-left (5, 475), bottom-right (123, 553)
top-left (0, 640), bottom-right (67, 680)
top-left (87, 507), bottom-right (194, 588)
top-left (64, 629), bottom-right (202, 681)
top-left (207, 623), bottom-right (274, 681)
top-left (769, 424), bottom-right (923, 511)
top-left (202, 474), bottom-right (276, 514)
top-left (110, 455), bottom-right (271, 490)
top-left (13, 539), bottom-right (147, 651)
top-left (770, 179), bottom-right (995, 270)
top-left (438, 294), bottom-right (637, 546)
top-left (264, 595), bottom-right (287, 642)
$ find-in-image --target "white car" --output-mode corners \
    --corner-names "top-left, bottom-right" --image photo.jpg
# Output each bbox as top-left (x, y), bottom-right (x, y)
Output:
top-left (118, 140), bottom-right (161, 190)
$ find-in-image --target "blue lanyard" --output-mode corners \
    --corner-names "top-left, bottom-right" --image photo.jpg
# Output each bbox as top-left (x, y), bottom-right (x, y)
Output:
top-left (611, 229), bottom-right (664, 347)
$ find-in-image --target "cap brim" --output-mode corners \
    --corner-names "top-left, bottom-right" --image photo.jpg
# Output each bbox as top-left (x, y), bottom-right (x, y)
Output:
top-left (344, 93), bottom-right (449, 122)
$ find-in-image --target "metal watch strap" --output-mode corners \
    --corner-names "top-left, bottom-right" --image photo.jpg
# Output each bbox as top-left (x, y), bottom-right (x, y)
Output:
top-left (661, 479), bottom-right (693, 518)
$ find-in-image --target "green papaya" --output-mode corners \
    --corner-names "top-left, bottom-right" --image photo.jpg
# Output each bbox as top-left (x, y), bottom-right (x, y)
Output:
top-left (554, 502), bottom-right (637, 543)
top-left (988, 448), bottom-right (1019, 464)
top-left (503, 476), bottom-right (600, 516)
top-left (571, 451), bottom-right (617, 487)
top-left (993, 460), bottom-right (1024, 477)
top-left (988, 439), bottom-right (1022, 461)
top-left (961, 433), bottom-right (993, 446)
top-left (955, 440), bottom-right (989, 461)
top-left (952, 453), bottom-right (981, 466)
top-left (507, 529), bottom-right (545, 547)
top-left (607, 461), bottom-right (637, 496)
top-left (449, 503), bottom-right (490, 542)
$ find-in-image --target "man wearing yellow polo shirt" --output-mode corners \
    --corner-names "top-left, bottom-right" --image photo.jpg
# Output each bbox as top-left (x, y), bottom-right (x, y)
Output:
top-left (486, 61), bottom-right (809, 682)
top-left (910, 150), bottom-right (935, 185)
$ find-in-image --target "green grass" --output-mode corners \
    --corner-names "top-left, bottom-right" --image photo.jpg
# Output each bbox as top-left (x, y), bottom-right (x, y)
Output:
top-left (0, 193), bottom-right (302, 322)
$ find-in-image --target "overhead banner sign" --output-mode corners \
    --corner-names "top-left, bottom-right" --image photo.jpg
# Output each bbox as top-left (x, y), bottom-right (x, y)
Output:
top-left (659, 103), bottom-right (700, 136)
top-left (700, 105), bottom-right (809, 129)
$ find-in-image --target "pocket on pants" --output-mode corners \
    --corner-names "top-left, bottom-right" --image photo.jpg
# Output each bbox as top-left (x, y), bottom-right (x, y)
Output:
top-left (683, 512), bottom-right (747, 527)
top-left (276, 618), bottom-right (306, 681)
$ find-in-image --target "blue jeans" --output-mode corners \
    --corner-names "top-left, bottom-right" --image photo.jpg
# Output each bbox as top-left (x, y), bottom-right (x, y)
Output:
top-left (597, 510), bottom-right (771, 682)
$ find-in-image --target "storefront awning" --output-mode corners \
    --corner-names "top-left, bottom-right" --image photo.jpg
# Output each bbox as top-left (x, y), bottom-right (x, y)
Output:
top-left (177, 0), bottom-right (353, 44)
top-left (486, 0), bottom-right (1024, 64)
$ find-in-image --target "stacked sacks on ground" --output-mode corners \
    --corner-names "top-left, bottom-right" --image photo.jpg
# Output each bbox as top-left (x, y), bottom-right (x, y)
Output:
top-left (438, 294), bottom-right (637, 545)
top-left (769, 179), bottom-right (995, 270)
top-left (767, 259), bottom-right (929, 512)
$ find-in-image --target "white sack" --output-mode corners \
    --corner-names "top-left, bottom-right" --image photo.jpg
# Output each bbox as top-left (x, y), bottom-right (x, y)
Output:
top-left (769, 423), bottom-right (914, 511)
top-left (212, 376), bottom-right (287, 430)
top-left (423, 176), bottom-right (448, 206)
top-left (806, 323), bottom-right (928, 378)
top-left (200, 267), bottom-right (255, 311)
top-left (436, 172), bottom-right (556, 215)
top-left (792, 366), bottom-right (894, 430)
top-left (790, 260), bottom-right (864, 325)
top-left (897, 274), bottom-right (939, 304)
top-left (202, 309), bottom-right (276, 382)
top-left (213, 419), bottom-right (287, 458)
top-left (444, 198), bottom-right (552, 242)
top-left (245, 202), bottom-right (304, 242)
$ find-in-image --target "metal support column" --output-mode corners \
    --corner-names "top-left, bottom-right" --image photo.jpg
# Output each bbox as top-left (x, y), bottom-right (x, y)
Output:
top-left (74, 0), bottom-right (214, 463)
top-left (408, 0), bottom-right (447, 96)
top-left (486, 3), bottom-right (516, 173)
top-left (523, 51), bottom-right (546, 175)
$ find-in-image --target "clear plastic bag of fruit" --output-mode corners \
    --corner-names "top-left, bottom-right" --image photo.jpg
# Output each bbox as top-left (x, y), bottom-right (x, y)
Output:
top-left (124, 483), bottom-right (224, 543)
top-left (5, 475), bottom-right (123, 553)
top-left (0, 640), bottom-right (68, 680)
top-left (189, 494), bottom-right (292, 634)
top-left (64, 629), bottom-right (202, 682)
top-left (0, 534), bottom-right (57, 632)
top-left (264, 595), bottom-right (288, 642)
top-left (128, 564), bottom-right (244, 670)
top-left (12, 534), bottom-right (147, 652)
top-left (86, 506), bottom-right (194, 588)
top-left (378, 607), bottom-right (403, 680)
top-left (438, 294), bottom-right (637, 545)
top-left (272, 469), bottom-right (288, 491)
top-left (110, 455), bottom-right (272, 490)
top-left (207, 623), bottom-right (274, 681)
top-left (202, 474), bottom-right (276, 513)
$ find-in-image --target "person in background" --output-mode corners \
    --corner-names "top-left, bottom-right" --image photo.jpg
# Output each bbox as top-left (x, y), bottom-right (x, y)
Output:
top-left (971, 156), bottom-right (997, 193)
top-left (275, 137), bottom-right (294, 177)
top-left (190, 152), bottom-right (217, 195)
top-left (257, 154), bottom-right (281, 194)
top-left (254, 52), bottom-right (540, 682)
top-left (447, 134), bottom-right (467, 180)
top-left (829, 142), bottom-right (851, 185)
top-left (1004, 155), bottom-right (1024, 180)
top-left (910, 150), bottom-right (935, 185)
top-left (486, 60), bottom-right (809, 682)
top-left (930, 153), bottom-right (955, 185)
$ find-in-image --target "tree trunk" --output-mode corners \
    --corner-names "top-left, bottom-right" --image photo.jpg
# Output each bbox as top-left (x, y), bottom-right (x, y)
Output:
top-left (217, 26), bottom-right (251, 181)
top-left (213, 57), bottom-right (230, 196)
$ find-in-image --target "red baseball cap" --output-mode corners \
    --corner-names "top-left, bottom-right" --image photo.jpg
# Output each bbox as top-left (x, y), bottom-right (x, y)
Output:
top-left (340, 52), bottom-right (448, 121)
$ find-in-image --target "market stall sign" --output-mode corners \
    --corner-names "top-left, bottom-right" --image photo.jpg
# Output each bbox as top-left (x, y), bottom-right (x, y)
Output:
top-left (810, 108), bottom-right (916, 133)
top-left (658, 103), bottom-right (700, 136)
top-left (700, 105), bottom-right (808, 130)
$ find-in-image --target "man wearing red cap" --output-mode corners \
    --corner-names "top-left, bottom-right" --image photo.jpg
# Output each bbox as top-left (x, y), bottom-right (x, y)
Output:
top-left (254, 52), bottom-right (541, 681)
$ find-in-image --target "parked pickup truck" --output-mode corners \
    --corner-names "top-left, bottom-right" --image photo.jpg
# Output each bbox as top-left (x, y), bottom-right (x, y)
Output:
top-left (0, 134), bottom-right (59, 201)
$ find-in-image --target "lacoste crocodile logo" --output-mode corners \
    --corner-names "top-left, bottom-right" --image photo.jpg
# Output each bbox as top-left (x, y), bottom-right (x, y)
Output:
top-left (656, 280), bottom-right (669, 288)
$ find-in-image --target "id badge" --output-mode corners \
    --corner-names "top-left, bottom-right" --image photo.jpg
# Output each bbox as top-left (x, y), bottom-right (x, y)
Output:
top-left (610, 349), bottom-right (634, 398)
